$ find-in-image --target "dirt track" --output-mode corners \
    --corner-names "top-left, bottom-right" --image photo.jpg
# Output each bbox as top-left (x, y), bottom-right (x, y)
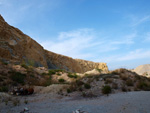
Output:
top-left (1, 91), bottom-right (150, 113)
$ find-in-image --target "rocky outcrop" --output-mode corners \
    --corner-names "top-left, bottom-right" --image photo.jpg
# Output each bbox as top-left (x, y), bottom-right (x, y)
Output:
top-left (75, 59), bottom-right (108, 73)
top-left (0, 14), bottom-right (51, 68)
top-left (133, 64), bottom-right (150, 77)
top-left (0, 14), bottom-right (108, 73)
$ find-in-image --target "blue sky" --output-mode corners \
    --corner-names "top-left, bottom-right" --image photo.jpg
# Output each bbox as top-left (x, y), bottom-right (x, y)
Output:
top-left (0, 0), bottom-right (150, 70)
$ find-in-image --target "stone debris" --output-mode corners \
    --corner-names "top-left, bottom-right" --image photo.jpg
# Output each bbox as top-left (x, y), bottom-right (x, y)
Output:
top-left (20, 107), bottom-right (29, 113)
top-left (73, 109), bottom-right (89, 113)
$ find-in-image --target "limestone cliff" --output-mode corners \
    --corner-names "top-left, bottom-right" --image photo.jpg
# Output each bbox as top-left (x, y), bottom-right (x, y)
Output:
top-left (0, 14), bottom-right (108, 73)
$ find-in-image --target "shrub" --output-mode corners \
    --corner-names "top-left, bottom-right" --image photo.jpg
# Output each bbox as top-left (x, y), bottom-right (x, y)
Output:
top-left (134, 75), bottom-right (141, 80)
top-left (94, 75), bottom-right (100, 81)
top-left (67, 73), bottom-right (78, 78)
top-left (1, 60), bottom-right (8, 65)
top-left (112, 83), bottom-right (118, 89)
top-left (67, 89), bottom-right (71, 93)
top-left (48, 69), bottom-right (64, 76)
top-left (42, 73), bottom-right (47, 76)
top-left (42, 75), bottom-right (52, 86)
top-left (78, 87), bottom-right (83, 92)
top-left (42, 80), bottom-right (51, 86)
top-left (58, 78), bottom-right (65, 83)
top-left (0, 76), bottom-right (4, 82)
top-left (128, 88), bottom-right (131, 91)
top-left (5, 100), bottom-right (8, 105)
top-left (136, 81), bottom-right (150, 91)
top-left (82, 92), bottom-right (86, 97)
top-left (0, 86), bottom-right (8, 92)
top-left (10, 72), bottom-right (26, 84)
top-left (121, 85), bottom-right (127, 92)
top-left (48, 70), bottom-right (56, 75)
top-left (24, 100), bottom-right (28, 104)
top-left (54, 69), bottom-right (64, 72)
top-left (96, 68), bottom-right (102, 73)
top-left (84, 83), bottom-right (91, 89)
top-left (57, 73), bottom-right (61, 76)
top-left (102, 85), bottom-right (111, 95)
top-left (76, 80), bottom-right (84, 86)
top-left (126, 79), bottom-right (134, 86)
top-left (111, 71), bottom-right (119, 75)
top-left (105, 78), bottom-right (113, 84)
top-left (3, 62), bottom-right (8, 65)
top-left (21, 64), bottom-right (28, 69)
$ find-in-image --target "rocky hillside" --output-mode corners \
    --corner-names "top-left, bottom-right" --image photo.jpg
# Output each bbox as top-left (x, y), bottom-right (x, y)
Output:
top-left (133, 64), bottom-right (150, 77)
top-left (0, 14), bottom-right (108, 73)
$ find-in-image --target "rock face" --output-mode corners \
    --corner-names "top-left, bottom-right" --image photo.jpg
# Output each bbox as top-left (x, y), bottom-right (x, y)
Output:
top-left (0, 15), bottom-right (48, 68)
top-left (134, 64), bottom-right (150, 77)
top-left (45, 51), bottom-right (108, 73)
top-left (0, 15), bottom-right (108, 73)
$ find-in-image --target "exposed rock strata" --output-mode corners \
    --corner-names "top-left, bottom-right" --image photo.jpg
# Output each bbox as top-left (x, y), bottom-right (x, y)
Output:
top-left (0, 15), bottom-right (108, 73)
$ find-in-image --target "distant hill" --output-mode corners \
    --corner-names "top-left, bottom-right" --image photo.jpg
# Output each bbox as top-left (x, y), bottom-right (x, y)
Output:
top-left (0, 14), bottom-right (108, 73)
top-left (134, 64), bottom-right (150, 77)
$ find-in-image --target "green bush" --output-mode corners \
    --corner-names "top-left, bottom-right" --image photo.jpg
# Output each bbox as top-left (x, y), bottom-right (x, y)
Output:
top-left (0, 76), bottom-right (4, 82)
top-left (21, 64), bottom-right (28, 69)
top-left (42, 73), bottom-right (47, 75)
top-left (48, 69), bottom-right (64, 76)
top-left (126, 79), bottom-right (134, 86)
top-left (96, 68), bottom-right (102, 73)
top-left (67, 89), bottom-right (71, 93)
top-left (120, 75), bottom-right (128, 81)
top-left (105, 78), bottom-right (113, 84)
top-left (136, 81), bottom-right (150, 91)
top-left (102, 85), bottom-right (111, 94)
top-left (67, 73), bottom-right (78, 78)
top-left (58, 78), bottom-right (65, 83)
top-left (0, 86), bottom-right (8, 92)
top-left (76, 80), bottom-right (84, 86)
top-left (48, 70), bottom-right (56, 75)
top-left (24, 100), bottom-right (28, 104)
top-left (43, 80), bottom-right (52, 86)
top-left (10, 72), bottom-right (26, 84)
top-left (84, 83), bottom-right (91, 89)
top-left (57, 73), bottom-right (61, 76)
top-left (121, 85), bottom-right (127, 92)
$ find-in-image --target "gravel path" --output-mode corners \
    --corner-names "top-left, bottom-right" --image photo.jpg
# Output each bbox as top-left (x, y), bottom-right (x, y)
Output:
top-left (1, 91), bottom-right (150, 113)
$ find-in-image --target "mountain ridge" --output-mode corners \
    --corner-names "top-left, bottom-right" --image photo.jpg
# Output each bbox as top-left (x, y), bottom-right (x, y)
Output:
top-left (0, 14), bottom-right (108, 73)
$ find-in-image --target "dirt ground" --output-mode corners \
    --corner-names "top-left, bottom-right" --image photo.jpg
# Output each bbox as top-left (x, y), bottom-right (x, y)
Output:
top-left (0, 89), bottom-right (150, 113)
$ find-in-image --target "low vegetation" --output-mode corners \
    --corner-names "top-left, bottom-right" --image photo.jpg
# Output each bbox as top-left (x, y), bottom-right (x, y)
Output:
top-left (121, 85), bottom-right (127, 92)
top-left (21, 64), bottom-right (28, 69)
top-left (10, 71), bottom-right (26, 84)
top-left (136, 81), bottom-right (150, 91)
top-left (48, 69), bottom-right (65, 75)
top-left (102, 85), bottom-right (111, 95)
top-left (58, 78), bottom-right (65, 83)
top-left (0, 86), bottom-right (8, 92)
top-left (84, 83), bottom-right (91, 89)
top-left (67, 73), bottom-right (78, 78)
top-left (126, 79), bottom-right (134, 86)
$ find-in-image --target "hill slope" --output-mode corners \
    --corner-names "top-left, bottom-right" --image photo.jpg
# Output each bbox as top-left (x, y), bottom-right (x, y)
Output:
top-left (134, 64), bottom-right (150, 77)
top-left (0, 15), bottom-right (108, 73)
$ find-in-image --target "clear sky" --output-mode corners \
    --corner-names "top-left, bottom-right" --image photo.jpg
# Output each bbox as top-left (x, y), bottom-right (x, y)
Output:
top-left (0, 0), bottom-right (150, 70)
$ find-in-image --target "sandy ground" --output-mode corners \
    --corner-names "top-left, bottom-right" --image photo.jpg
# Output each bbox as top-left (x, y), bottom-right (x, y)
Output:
top-left (0, 91), bottom-right (150, 113)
